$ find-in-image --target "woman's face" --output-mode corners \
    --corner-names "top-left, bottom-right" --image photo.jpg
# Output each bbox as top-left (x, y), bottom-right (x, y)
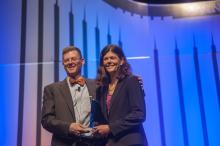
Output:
top-left (103, 51), bottom-right (123, 75)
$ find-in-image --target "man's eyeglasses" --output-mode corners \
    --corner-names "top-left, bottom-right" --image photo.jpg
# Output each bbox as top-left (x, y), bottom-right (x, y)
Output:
top-left (63, 57), bottom-right (82, 64)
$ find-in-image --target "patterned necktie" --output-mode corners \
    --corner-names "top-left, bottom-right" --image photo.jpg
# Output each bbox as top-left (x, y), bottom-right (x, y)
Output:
top-left (69, 76), bottom-right (85, 86)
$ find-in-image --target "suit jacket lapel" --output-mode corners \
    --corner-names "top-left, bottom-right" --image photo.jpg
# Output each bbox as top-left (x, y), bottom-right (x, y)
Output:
top-left (102, 87), bottom-right (108, 120)
top-left (60, 79), bottom-right (76, 120)
top-left (109, 80), bottom-right (124, 115)
top-left (85, 79), bottom-right (95, 100)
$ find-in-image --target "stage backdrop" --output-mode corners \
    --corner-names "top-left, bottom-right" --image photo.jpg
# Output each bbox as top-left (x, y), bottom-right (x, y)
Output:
top-left (0, 0), bottom-right (220, 146)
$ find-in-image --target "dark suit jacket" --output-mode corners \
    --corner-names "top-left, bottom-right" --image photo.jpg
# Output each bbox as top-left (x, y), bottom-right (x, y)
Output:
top-left (41, 78), bottom-right (96, 146)
top-left (96, 75), bottom-right (148, 146)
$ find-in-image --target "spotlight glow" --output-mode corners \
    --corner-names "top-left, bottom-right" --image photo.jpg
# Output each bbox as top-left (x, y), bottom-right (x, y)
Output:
top-left (127, 56), bottom-right (151, 60)
top-left (180, 2), bottom-right (216, 16)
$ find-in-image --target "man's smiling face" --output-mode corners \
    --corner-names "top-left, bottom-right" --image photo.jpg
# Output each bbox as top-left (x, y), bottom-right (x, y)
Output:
top-left (63, 50), bottom-right (84, 78)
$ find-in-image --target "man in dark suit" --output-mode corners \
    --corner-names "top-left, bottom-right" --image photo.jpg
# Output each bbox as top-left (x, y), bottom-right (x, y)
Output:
top-left (41, 46), bottom-right (101, 146)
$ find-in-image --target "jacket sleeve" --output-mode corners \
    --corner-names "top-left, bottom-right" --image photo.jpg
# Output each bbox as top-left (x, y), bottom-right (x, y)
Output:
top-left (41, 85), bottom-right (71, 137)
top-left (109, 76), bottom-right (146, 137)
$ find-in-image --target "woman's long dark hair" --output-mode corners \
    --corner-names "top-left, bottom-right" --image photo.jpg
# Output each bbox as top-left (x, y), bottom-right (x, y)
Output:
top-left (96, 44), bottom-right (131, 86)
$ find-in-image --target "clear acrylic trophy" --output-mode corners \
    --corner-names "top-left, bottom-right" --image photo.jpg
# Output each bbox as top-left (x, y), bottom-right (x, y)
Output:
top-left (81, 97), bottom-right (96, 138)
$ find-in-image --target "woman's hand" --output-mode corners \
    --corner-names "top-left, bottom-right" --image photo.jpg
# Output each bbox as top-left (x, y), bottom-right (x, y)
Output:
top-left (93, 125), bottom-right (110, 137)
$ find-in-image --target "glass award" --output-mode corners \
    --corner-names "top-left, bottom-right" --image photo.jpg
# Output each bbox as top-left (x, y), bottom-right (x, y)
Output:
top-left (80, 97), bottom-right (97, 138)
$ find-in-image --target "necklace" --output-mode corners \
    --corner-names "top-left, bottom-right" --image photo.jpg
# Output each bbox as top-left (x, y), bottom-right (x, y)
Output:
top-left (108, 80), bottom-right (118, 93)
top-left (108, 84), bottom-right (116, 91)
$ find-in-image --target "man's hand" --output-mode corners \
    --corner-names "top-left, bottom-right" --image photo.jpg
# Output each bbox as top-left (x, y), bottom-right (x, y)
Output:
top-left (93, 125), bottom-right (110, 137)
top-left (69, 123), bottom-right (88, 135)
